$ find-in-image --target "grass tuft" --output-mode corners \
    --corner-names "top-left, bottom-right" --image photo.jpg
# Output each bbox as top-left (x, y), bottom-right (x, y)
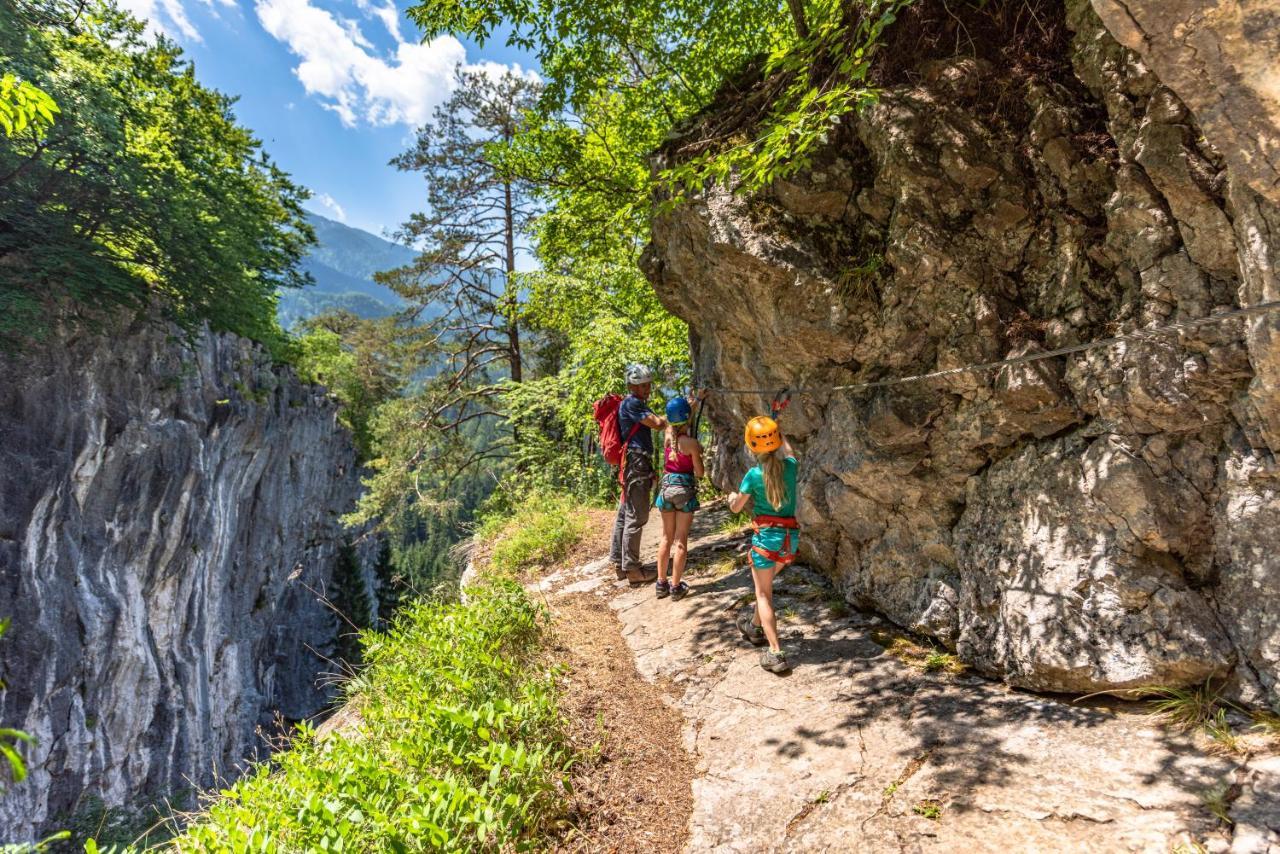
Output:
top-left (690, 555), bottom-right (738, 580)
top-left (1132, 681), bottom-right (1250, 756)
top-left (1204, 709), bottom-right (1246, 756)
top-left (717, 509), bottom-right (752, 534)
top-left (912, 799), bottom-right (943, 821)
top-left (1250, 711), bottom-right (1280, 743)
top-left (870, 630), bottom-right (966, 676)
top-left (479, 497), bottom-right (589, 579)
top-left (1144, 683), bottom-right (1228, 733)
top-left (1200, 783), bottom-right (1235, 826)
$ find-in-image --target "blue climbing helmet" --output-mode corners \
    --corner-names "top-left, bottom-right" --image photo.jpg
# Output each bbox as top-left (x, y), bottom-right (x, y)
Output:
top-left (666, 396), bottom-right (691, 425)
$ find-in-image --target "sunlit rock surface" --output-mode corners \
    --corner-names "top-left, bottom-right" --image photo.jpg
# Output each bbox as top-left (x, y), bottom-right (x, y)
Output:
top-left (645, 0), bottom-right (1280, 703)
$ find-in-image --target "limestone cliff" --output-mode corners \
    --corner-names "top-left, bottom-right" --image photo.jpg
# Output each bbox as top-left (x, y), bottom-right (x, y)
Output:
top-left (644, 0), bottom-right (1280, 705)
top-left (0, 317), bottom-right (373, 841)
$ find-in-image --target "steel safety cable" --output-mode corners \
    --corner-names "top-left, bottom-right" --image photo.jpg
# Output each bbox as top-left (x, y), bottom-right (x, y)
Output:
top-left (703, 300), bottom-right (1280, 399)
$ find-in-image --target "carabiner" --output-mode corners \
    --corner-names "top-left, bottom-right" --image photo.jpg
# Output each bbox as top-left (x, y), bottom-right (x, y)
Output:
top-left (771, 387), bottom-right (791, 417)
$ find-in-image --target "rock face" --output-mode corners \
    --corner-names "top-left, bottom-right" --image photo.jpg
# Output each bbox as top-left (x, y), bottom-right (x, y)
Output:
top-left (0, 317), bottom-right (373, 841)
top-left (1090, 0), bottom-right (1280, 208)
top-left (644, 0), bottom-right (1280, 705)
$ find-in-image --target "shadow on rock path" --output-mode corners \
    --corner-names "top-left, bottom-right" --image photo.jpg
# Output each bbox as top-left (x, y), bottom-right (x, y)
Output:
top-left (534, 502), bottom-right (1278, 853)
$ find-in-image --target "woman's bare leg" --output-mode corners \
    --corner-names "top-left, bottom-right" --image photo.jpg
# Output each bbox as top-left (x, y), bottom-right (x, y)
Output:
top-left (751, 565), bottom-right (782, 651)
top-left (671, 511), bottom-right (694, 587)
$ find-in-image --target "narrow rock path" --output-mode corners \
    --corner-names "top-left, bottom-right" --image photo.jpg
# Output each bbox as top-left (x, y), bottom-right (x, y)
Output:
top-left (537, 504), bottom-right (1279, 852)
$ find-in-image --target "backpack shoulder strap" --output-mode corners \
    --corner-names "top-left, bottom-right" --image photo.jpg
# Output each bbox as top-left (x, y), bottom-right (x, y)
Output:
top-left (618, 397), bottom-right (643, 446)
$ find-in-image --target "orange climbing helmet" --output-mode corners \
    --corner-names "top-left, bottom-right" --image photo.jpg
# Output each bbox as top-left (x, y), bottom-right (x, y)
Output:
top-left (744, 416), bottom-right (781, 454)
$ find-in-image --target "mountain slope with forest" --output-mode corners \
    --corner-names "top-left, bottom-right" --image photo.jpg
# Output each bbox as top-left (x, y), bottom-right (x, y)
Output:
top-left (277, 214), bottom-right (414, 328)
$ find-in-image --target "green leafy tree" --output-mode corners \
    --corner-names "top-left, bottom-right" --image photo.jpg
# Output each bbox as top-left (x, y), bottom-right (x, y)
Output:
top-left (0, 2), bottom-right (313, 349)
top-left (329, 540), bottom-right (374, 666)
top-left (293, 311), bottom-right (403, 460)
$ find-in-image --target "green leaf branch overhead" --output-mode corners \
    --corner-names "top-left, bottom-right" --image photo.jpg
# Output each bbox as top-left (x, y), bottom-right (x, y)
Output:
top-left (659, 0), bottom-right (907, 202)
top-left (0, 73), bottom-right (59, 138)
top-left (409, 0), bottom-right (908, 214)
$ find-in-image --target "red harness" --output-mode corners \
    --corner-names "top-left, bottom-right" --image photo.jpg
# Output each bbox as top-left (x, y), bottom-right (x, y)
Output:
top-left (751, 514), bottom-right (800, 566)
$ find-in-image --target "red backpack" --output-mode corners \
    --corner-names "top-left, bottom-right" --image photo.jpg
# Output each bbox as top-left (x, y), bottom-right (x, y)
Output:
top-left (593, 393), bottom-right (641, 466)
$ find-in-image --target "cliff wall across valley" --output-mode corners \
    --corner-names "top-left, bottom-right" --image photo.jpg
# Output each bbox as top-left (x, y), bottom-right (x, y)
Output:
top-left (0, 318), bottom-right (372, 841)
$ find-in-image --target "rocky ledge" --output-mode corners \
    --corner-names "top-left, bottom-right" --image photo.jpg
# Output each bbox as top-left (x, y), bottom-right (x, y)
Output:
top-left (643, 0), bottom-right (1280, 706)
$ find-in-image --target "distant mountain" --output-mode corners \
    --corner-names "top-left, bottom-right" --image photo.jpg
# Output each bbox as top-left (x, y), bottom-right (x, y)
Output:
top-left (277, 213), bottom-right (417, 328)
top-left (305, 213), bottom-right (418, 284)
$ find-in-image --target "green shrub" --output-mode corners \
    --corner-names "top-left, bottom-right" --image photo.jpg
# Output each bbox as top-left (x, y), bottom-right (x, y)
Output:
top-left (479, 497), bottom-right (590, 578)
top-left (173, 583), bottom-right (572, 852)
top-left (0, 618), bottom-right (34, 795)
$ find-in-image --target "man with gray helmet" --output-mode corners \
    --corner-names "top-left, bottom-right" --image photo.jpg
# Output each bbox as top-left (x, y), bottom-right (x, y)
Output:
top-left (610, 363), bottom-right (665, 584)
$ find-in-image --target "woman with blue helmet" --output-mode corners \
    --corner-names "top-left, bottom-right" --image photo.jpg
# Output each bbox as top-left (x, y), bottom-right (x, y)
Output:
top-left (654, 391), bottom-right (706, 600)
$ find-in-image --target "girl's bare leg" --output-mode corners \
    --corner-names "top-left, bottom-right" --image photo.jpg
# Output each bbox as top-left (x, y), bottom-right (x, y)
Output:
top-left (671, 511), bottom-right (694, 587)
top-left (751, 565), bottom-right (782, 651)
top-left (656, 510), bottom-right (676, 582)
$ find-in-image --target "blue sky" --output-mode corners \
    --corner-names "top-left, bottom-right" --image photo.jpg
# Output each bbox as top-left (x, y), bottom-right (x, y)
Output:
top-left (119, 0), bottom-right (537, 239)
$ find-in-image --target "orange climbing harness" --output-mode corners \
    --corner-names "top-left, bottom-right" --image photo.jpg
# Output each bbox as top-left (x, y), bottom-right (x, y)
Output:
top-left (751, 514), bottom-right (800, 566)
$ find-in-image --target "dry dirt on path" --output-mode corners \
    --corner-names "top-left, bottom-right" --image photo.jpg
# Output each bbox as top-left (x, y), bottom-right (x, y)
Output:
top-left (535, 504), bottom-right (1280, 853)
top-left (544, 590), bottom-right (695, 853)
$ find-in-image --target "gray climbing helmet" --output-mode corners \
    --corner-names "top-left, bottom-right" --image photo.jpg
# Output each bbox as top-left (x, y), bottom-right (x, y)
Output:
top-left (624, 363), bottom-right (654, 385)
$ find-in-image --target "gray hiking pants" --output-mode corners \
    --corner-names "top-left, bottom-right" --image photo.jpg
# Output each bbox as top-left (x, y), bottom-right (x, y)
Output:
top-left (610, 451), bottom-right (654, 573)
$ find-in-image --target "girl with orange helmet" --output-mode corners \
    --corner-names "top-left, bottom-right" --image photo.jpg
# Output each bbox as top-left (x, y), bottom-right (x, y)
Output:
top-left (727, 414), bottom-right (798, 673)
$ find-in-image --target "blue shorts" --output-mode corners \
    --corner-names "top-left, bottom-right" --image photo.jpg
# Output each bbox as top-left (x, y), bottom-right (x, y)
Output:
top-left (655, 473), bottom-right (699, 513)
top-left (750, 527), bottom-right (799, 570)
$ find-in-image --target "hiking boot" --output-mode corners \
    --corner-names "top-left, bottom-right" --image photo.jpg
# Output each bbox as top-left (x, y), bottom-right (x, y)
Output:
top-left (613, 564), bottom-right (627, 581)
top-left (736, 613), bottom-right (766, 647)
top-left (655, 580), bottom-right (671, 598)
top-left (626, 567), bottom-right (658, 586)
top-left (760, 648), bottom-right (790, 674)
top-left (671, 581), bottom-right (690, 601)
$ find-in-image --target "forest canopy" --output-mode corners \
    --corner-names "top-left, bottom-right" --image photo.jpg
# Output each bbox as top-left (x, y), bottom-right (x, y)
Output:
top-left (0, 1), bottom-right (313, 349)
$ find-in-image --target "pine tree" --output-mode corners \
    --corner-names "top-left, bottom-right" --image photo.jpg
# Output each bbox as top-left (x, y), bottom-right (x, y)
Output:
top-left (355, 68), bottom-right (541, 525)
top-left (330, 540), bottom-right (373, 666)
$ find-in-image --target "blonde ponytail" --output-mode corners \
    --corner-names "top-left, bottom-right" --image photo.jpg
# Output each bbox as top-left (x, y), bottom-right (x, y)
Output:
top-left (665, 422), bottom-right (686, 451)
top-left (757, 450), bottom-right (789, 510)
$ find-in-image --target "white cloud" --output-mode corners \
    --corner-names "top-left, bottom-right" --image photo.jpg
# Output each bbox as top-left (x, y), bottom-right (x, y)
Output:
top-left (116, 0), bottom-right (202, 40)
top-left (116, 0), bottom-right (236, 42)
top-left (255, 0), bottom-right (470, 128)
top-left (310, 192), bottom-right (347, 222)
top-left (354, 0), bottom-right (402, 42)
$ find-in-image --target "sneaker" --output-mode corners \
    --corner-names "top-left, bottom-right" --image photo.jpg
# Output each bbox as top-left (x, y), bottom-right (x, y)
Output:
top-left (655, 580), bottom-right (671, 598)
top-left (736, 613), bottom-right (766, 646)
top-left (671, 581), bottom-right (690, 600)
top-left (760, 648), bottom-right (790, 673)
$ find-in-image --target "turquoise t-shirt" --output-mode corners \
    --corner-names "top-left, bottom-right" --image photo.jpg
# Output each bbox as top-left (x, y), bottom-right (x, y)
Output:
top-left (739, 456), bottom-right (798, 517)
